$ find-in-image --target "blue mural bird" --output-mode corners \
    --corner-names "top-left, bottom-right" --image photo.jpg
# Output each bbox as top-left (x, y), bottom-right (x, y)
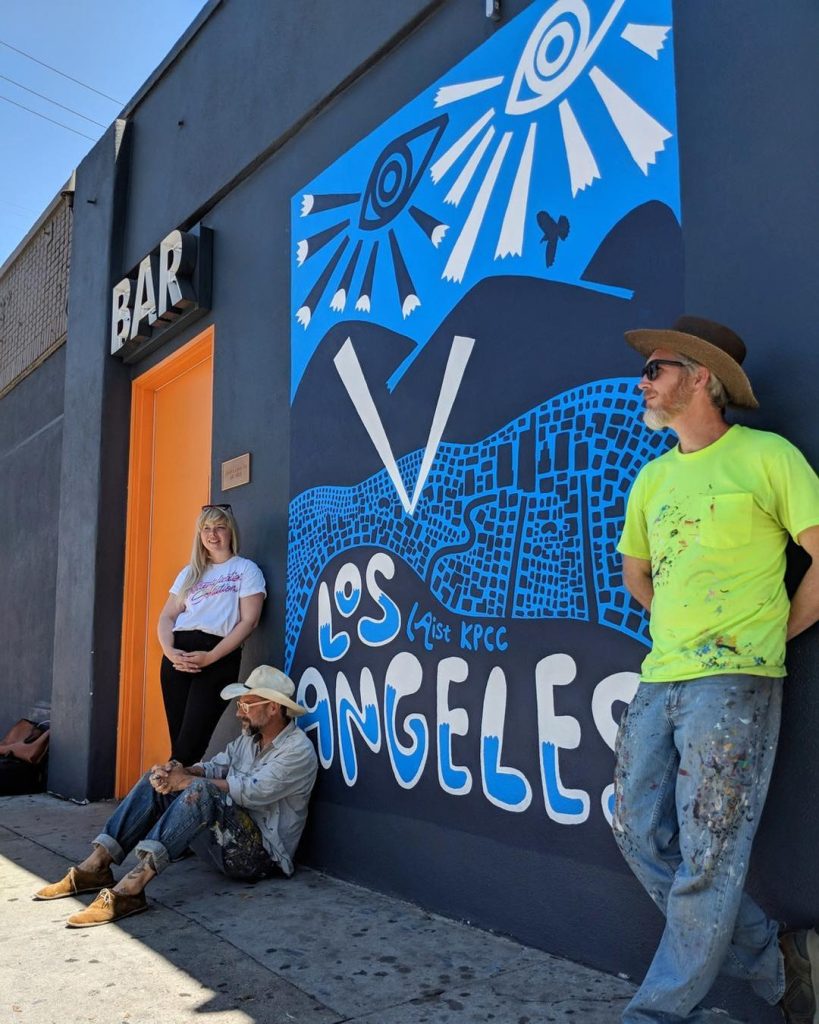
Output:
top-left (537, 210), bottom-right (570, 268)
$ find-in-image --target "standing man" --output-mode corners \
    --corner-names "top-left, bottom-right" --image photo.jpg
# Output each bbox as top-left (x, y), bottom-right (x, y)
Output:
top-left (614, 316), bottom-right (819, 1023)
top-left (34, 666), bottom-right (318, 927)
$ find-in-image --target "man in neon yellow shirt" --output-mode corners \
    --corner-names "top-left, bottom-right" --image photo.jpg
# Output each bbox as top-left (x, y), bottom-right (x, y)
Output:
top-left (614, 316), bottom-right (819, 1024)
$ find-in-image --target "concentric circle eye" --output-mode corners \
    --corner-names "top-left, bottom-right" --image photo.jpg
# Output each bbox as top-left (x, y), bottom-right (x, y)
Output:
top-left (370, 153), bottom-right (411, 221)
top-left (359, 116), bottom-right (447, 231)
top-left (506, 0), bottom-right (595, 115)
top-left (535, 18), bottom-right (581, 78)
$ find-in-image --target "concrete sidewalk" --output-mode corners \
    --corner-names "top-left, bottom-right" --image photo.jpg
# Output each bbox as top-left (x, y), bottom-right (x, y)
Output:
top-left (0, 794), bottom-right (745, 1024)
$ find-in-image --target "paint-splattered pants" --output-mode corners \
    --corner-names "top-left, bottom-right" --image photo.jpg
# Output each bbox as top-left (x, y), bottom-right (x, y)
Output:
top-left (93, 772), bottom-right (281, 880)
top-left (612, 675), bottom-right (784, 1023)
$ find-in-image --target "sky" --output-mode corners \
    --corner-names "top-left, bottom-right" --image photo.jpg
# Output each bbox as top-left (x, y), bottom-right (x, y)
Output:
top-left (0, 0), bottom-right (208, 266)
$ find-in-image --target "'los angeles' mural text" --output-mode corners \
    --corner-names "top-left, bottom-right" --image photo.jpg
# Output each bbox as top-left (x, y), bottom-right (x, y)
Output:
top-left (299, 551), bottom-right (639, 825)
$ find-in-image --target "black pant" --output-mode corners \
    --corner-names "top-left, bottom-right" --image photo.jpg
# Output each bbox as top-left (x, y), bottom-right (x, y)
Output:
top-left (160, 630), bottom-right (242, 766)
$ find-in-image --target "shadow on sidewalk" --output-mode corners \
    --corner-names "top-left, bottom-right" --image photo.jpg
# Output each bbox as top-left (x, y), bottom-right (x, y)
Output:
top-left (0, 794), bottom-right (767, 1024)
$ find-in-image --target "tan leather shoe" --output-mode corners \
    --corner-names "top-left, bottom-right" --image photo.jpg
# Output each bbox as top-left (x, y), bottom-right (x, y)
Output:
top-left (33, 865), bottom-right (115, 901)
top-left (65, 888), bottom-right (148, 928)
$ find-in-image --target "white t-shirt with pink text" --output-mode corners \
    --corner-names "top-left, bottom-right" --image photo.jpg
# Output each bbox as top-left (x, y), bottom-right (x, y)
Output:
top-left (170, 556), bottom-right (266, 637)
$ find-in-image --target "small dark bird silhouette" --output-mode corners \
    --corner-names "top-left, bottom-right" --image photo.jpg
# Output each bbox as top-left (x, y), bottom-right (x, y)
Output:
top-left (537, 210), bottom-right (570, 268)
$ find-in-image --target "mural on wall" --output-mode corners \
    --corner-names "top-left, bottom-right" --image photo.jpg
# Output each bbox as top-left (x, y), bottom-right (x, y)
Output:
top-left (288, 0), bottom-right (682, 848)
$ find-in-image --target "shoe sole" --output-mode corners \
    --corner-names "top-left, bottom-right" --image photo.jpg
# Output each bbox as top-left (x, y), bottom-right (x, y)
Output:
top-left (65, 903), bottom-right (149, 928)
top-left (807, 930), bottom-right (819, 1024)
top-left (33, 884), bottom-right (111, 901)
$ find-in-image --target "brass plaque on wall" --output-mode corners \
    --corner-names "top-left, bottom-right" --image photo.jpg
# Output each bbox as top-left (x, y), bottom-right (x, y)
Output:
top-left (221, 453), bottom-right (251, 491)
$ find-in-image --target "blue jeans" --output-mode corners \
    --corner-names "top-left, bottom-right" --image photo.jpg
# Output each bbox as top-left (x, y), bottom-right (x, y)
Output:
top-left (612, 675), bottom-right (784, 1023)
top-left (93, 772), bottom-right (279, 880)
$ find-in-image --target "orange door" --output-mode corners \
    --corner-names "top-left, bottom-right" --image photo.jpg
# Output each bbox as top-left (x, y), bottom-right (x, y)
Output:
top-left (116, 328), bottom-right (214, 795)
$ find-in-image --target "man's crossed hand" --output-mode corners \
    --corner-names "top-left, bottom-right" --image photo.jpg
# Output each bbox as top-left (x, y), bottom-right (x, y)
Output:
top-left (149, 760), bottom-right (198, 794)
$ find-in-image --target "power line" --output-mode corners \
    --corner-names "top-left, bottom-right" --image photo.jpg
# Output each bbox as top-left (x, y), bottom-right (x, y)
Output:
top-left (0, 93), bottom-right (96, 141)
top-left (0, 203), bottom-right (35, 220)
top-left (0, 197), bottom-right (39, 215)
top-left (0, 38), bottom-right (123, 105)
top-left (0, 72), bottom-right (106, 127)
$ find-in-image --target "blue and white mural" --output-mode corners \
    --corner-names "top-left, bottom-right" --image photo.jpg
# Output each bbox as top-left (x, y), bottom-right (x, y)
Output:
top-left (292, 0), bottom-right (678, 395)
top-left (288, 0), bottom-right (681, 842)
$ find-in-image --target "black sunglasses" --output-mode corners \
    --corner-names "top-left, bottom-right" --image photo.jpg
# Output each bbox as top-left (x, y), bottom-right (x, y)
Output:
top-left (201, 503), bottom-right (232, 513)
top-left (640, 359), bottom-right (686, 382)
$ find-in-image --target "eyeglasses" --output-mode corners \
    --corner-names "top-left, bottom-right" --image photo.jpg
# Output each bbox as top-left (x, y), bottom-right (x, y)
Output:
top-left (201, 503), bottom-right (232, 513)
top-left (237, 698), bottom-right (272, 714)
top-left (640, 359), bottom-right (687, 382)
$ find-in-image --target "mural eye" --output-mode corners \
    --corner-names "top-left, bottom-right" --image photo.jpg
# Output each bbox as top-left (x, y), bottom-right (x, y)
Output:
top-left (506, 0), bottom-right (623, 116)
top-left (359, 116), bottom-right (448, 231)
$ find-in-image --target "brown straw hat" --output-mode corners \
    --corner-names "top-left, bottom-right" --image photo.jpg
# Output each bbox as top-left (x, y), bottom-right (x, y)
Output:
top-left (624, 315), bottom-right (758, 409)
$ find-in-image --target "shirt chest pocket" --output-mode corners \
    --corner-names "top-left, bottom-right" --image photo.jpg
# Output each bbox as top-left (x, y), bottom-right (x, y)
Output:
top-left (698, 492), bottom-right (753, 548)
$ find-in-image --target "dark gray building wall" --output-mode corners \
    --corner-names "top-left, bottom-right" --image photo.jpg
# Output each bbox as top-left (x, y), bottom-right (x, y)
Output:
top-left (43, 2), bottom-right (817, 1019)
top-left (0, 346), bottom-right (64, 725)
top-left (675, 5), bottom-right (819, 1010)
top-left (49, 122), bottom-right (132, 801)
top-left (676, 0), bottom-right (819, 449)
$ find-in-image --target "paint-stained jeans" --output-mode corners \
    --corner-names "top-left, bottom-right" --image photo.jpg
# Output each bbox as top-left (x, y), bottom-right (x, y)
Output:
top-left (612, 675), bottom-right (784, 1023)
top-left (93, 773), bottom-right (280, 880)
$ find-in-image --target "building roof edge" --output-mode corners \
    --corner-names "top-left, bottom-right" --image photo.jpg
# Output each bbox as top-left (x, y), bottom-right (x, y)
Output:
top-left (119, 0), bottom-right (224, 119)
top-left (0, 172), bottom-right (75, 281)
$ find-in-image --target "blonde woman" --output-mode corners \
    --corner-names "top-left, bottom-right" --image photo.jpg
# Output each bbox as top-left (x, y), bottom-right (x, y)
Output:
top-left (157, 504), bottom-right (266, 765)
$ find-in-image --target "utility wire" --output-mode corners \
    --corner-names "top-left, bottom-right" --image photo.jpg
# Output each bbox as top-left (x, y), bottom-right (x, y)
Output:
top-left (0, 204), bottom-right (35, 220)
top-left (0, 93), bottom-right (96, 141)
top-left (0, 38), bottom-right (123, 105)
top-left (0, 197), bottom-right (39, 215)
top-left (0, 72), bottom-right (107, 127)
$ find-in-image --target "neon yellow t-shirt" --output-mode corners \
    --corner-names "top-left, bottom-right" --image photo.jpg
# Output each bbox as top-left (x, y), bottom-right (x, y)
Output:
top-left (618, 425), bottom-right (819, 682)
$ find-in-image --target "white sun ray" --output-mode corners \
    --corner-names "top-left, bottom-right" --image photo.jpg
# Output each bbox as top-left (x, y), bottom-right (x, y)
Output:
top-left (434, 76), bottom-right (505, 107)
top-left (558, 99), bottom-right (601, 196)
top-left (445, 125), bottom-right (496, 207)
top-left (588, 67), bottom-right (671, 174)
top-left (430, 108), bottom-right (494, 184)
top-left (431, 224), bottom-right (448, 246)
top-left (496, 122), bottom-right (537, 259)
top-left (621, 23), bottom-right (671, 60)
top-left (330, 288), bottom-right (347, 312)
top-left (402, 296), bottom-right (421, 318)
top-left (443, 131), bottom-right (512, 284)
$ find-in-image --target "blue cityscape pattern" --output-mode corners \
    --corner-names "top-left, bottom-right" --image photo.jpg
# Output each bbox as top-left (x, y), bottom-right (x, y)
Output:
top-left (285, 378), bottom-right (671, 671)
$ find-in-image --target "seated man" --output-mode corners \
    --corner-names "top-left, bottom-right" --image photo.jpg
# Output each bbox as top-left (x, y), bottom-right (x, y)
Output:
top-left (34, 665), bottom-right (318, 927)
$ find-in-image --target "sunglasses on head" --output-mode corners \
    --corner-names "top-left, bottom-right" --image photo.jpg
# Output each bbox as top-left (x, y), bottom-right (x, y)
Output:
top-left (201, 503), bottom-right (232, 513)
top-left (640, 359), bottom-right (686, 382)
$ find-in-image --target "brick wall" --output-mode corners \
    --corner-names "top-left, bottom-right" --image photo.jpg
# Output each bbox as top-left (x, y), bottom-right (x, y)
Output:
top-left (0, 194), bottom-right (72, 399)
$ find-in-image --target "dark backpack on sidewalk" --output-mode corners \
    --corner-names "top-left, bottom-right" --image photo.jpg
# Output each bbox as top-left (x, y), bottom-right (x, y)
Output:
top-left (0, 718), bottom-right (50, 795)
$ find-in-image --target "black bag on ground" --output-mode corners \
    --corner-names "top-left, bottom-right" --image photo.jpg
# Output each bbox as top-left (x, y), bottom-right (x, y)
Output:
top-left (0, 719), bottom-right (49, 795)
top-left (0, 752), bottom-right (47, 794)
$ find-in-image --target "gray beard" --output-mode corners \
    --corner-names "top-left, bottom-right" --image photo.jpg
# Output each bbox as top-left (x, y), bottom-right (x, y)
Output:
top-left (642, 378), bottom-right (694, 431)
top-left (643, 407), bottom-right (671, 430)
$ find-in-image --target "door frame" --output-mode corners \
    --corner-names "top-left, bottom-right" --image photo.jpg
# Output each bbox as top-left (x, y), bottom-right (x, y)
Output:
top-left (115, 327), bottom-right (214, 796)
